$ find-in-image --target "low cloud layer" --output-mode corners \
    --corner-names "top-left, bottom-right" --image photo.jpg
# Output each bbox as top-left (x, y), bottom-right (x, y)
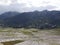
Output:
top-left (0, 0), bottom-right (60, 13)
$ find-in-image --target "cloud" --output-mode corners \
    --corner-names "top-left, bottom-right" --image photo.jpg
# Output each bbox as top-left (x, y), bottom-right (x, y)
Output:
top-left (0, 0), bottom-right (11, 5)
top-left (0, 0), bottom-right (60, 13)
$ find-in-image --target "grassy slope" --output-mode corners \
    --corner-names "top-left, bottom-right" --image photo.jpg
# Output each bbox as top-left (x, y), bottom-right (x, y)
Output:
top-left (0, 28), bottom-right (60, 45)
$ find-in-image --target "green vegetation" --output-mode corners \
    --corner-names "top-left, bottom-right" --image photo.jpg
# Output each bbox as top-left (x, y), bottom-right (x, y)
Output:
top-left (0, 28), bottom-right (60, 45)
top-left (21, 30), bottom-right (33, 35)
top-left (1, 40), bottom-right (24, 45)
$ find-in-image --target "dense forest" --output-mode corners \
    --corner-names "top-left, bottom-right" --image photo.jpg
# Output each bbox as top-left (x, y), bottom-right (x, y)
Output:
top-left (0, 10), bottom-right (60, 29)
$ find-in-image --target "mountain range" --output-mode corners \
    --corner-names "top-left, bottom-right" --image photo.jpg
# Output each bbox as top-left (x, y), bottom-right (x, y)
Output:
top-left (0, 10), bottom-right (60, 29)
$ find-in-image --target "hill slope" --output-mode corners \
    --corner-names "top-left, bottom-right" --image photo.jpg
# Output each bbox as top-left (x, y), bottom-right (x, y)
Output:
top-left (0, 10), bottom-right (60, 29)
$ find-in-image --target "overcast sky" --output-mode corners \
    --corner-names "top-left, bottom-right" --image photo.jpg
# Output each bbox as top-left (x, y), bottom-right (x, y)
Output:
top-left (0, 0), bottom-right (60, 13)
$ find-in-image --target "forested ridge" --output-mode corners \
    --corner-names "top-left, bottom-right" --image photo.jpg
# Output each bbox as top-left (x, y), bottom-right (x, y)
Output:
top-left (0, 10), bottom-right (60, 29)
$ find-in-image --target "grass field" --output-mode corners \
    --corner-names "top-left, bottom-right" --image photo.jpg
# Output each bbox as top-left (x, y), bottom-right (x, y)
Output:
top-left (0, 28), bottom-right (60, 45)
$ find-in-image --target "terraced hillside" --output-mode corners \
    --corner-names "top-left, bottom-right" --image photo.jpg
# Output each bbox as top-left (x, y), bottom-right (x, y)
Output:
top-left (0, 28), bottom-right (60, 45)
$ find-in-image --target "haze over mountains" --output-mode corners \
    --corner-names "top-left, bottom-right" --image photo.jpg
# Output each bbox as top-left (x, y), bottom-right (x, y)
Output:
top-left (0, 10), bottom-right (60, 29)
top-left (0, 0), bottom-right (60, 14)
